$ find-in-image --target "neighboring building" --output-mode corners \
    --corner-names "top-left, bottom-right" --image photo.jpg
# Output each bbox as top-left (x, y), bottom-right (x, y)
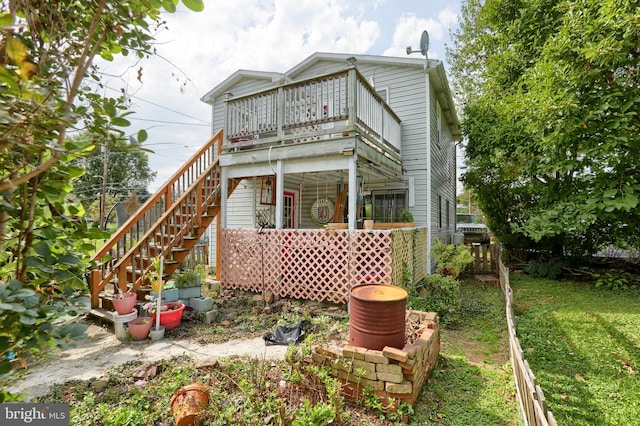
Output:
top-left (201, 51), bottom-right (460, 276)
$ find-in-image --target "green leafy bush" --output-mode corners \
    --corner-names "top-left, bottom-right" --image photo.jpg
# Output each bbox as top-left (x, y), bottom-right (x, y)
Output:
top-left (174, 271), bottom-right (201, 288)
top-left (524, 257), bottom-right (565, 279)
top-left (430, 238), bottom-right (474, 279)
top-left (409, 274), bottom-right (460, 324)
top-left (593, 271), bottom-right (636, 291)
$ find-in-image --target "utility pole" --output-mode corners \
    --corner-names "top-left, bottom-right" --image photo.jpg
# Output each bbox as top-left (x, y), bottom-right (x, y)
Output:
top-left (99, 140), bottom-right (109, 230)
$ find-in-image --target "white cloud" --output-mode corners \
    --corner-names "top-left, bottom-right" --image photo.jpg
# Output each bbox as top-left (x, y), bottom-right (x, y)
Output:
top-left (438, 7), bottom-right (459, 28)
top-left (105, 0), bottom-right (382, 190)
top-left (381, 4), bottom-right (460, 60)
top-left (382, 13), bottom-right (445, 58)
top-left (99, 1), bottom-right (459, 191)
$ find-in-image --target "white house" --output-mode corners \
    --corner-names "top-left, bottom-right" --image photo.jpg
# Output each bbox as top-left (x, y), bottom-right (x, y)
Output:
top-left (201, 52), bottom-right (459, 279)
top-left (87, 51), bottom-right (461, 308)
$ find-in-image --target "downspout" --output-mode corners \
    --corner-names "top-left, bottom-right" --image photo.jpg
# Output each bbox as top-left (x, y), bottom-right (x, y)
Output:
top-left (425, 63), bottom-right (432, 274)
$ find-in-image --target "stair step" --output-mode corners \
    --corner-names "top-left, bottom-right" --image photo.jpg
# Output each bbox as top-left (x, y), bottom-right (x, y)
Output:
top-left (89, 308), bottom-right (114, 323)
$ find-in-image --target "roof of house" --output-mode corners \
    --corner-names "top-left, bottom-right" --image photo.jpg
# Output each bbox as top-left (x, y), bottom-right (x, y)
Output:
top-left (201, 52), bottom-right (460, 140)
top-left (200, 69), bottom-right (283, 104)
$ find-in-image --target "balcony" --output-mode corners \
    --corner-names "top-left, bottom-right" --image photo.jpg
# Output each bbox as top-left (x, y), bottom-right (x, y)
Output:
top-left (222, 67), bottom-right (403, 177)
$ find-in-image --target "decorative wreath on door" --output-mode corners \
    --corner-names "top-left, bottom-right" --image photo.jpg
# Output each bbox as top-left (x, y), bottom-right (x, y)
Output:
top-left (310, 197), bottom-right (335, 225)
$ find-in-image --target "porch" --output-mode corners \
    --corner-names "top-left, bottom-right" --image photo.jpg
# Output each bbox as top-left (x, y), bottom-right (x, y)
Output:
top-left (222, 66), bottom-right (401, 169)
top-left (219, 65), bottom-right (405, 233)
top-left (220, 227), bottom-right (427, 304)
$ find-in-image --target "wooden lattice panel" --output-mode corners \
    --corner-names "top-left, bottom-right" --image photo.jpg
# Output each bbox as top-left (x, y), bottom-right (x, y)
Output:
top-left (220, 229), bottom-right (264, 293)
top-left (220, 228), bottom-right (420, 304)
top-left (391, 229), bottom-right (414, 288)
top-left (264, 229), bottom-right (352, 303)
top-left (413, 227), bottom-right (428, 283)
top-left (350, 231), bottom-right (393, 287)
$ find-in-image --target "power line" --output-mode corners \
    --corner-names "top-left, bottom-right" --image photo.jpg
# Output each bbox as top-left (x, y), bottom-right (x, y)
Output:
top-left (104, 85), bottom-right (209, 124)
top-left (129, 117), bottom-right (209, 126)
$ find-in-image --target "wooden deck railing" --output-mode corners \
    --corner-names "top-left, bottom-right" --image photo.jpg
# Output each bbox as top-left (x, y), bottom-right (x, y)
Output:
top-left (224, 68), bottom-right (402, 163)
top-left (88, 130), bottom-right (225, 308)
top-left (497, 247), bottom-right (557, 426)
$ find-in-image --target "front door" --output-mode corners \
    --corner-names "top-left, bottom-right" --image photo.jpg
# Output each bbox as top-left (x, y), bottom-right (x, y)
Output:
top-left (284, 191), bottom-right (296, 228)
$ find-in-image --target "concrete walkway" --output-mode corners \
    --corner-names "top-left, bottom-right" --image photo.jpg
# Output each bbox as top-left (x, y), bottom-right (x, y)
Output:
top-left (9, 320), bottom-right (289, 401)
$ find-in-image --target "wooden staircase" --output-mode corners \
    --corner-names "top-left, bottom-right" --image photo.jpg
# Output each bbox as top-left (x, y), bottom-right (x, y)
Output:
top-left (88, 130), bottom-right (237, 312)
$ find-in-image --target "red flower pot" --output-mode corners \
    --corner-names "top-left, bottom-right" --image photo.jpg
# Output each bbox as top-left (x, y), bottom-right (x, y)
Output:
top-left (127, 317), bottom-right (152, 340)
top-left (150, 302), bottom-right (185, 330)
top-left (112, 292), bottom-right (137, 315)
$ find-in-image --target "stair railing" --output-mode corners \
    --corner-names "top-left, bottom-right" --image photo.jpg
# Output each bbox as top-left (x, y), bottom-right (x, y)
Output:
top-left (89, 130), bottom-right (223, 308)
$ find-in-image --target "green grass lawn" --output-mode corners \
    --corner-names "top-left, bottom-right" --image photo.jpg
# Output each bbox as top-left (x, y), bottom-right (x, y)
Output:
top-left (414, 280), bottom-right (521, 425)
top-left (510, 273), bottom-right (640, 426)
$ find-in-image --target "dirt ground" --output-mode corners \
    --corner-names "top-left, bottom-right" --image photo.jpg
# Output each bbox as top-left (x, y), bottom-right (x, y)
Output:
top-left (9, 317), bottom-right (289, 401)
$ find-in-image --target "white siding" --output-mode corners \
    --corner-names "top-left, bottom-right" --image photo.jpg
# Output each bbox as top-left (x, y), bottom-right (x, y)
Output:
top-left (207, 57), bottom-right (458, 274)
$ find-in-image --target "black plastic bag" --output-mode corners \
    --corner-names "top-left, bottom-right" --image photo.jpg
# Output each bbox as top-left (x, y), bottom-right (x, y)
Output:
top-left (263, 320), bottom-right (311, 346)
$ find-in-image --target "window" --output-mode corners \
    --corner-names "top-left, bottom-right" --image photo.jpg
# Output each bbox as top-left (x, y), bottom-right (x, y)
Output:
top-left (372, 191), bottom-right (407, 222)
top-left (376, 87), bottom-right (389, 103)
top-left (438, 195), bottom-right (443, 229)
top-left (446, 199), bottom-right (450, 228)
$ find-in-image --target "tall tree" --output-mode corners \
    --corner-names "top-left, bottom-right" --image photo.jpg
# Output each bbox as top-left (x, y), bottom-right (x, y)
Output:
top-left (449, 0), bottom-right (640, 256)
top-left (70, 133), bottom-right (157, 211)
top-left (0, 0), bottom-right (203, 399)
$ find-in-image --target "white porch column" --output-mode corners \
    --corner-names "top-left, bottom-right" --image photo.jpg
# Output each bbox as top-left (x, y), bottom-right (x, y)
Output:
top-left (348, 153), bottom-right (358, 231)
top-left (275, 160), bottom-right (284, 229)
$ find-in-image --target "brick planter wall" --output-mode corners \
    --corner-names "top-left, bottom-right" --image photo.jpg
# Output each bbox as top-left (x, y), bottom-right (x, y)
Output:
top-left (313, 311), bottom-right (440, 410)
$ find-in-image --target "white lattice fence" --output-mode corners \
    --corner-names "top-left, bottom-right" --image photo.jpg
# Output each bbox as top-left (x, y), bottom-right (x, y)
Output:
top-left (266, 230), bottom-right (352, 303)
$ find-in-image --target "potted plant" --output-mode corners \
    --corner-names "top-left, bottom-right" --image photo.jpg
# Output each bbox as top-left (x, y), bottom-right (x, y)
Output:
top-left (370, 209), bottom-right (415, 229)
top-left (150, 256), bottom-right (165, 292)
top-left (127, 317), bottom-right (152, 341)
top-left (111, 291), bottom-right (137, 315)
top-left (194, 264), bottom-right (208, 282)
top-left (170, 383), bottom-right (209, 426)
top-left (145, 301), bottom-right (185, 330)
top-left (175, 270), bottom-right (201, 300)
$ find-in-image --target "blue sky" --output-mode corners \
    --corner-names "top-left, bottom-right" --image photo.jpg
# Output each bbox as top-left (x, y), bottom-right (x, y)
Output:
top-left (103, 0), bottom-right (462, 191)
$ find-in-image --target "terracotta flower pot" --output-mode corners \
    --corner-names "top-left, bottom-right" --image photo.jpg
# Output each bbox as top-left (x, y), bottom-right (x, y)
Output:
top-left (170, 383), bottom-right (209, 426)
top-left (127, 317), bottom-right (152, 341)
top-left (111, 292), bottom-right (137, 315)
top-left (149, 302), bottom-right (185, 330)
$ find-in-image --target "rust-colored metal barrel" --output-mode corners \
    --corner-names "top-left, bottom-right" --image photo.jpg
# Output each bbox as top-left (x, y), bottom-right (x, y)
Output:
top-left (349, 284), bottom-right (407, 350)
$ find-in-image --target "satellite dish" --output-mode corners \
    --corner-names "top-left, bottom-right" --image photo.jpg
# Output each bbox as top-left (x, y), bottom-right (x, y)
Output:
top-left (420, 30), bottom-right (429, 57)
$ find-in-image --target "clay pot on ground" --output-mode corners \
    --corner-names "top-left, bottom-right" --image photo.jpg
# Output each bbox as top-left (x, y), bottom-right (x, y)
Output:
top-left (170, 383), bottom-right (209, 426)
top-left (111, 292), bottom-right (137, 315)
top-left (127, 317), bottom-right (152, 341)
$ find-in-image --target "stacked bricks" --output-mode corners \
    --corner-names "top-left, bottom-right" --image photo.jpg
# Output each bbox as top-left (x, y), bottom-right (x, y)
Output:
top-left (312, 311), bottom-right (440, 410)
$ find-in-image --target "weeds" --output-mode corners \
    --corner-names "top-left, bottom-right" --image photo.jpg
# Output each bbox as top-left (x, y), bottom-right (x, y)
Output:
top-left (32, 286), bottom-right (522, 425)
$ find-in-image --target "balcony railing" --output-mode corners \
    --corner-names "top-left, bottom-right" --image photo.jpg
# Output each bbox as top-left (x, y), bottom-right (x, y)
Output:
top-left (224, 68), bottom-right (402, 162)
